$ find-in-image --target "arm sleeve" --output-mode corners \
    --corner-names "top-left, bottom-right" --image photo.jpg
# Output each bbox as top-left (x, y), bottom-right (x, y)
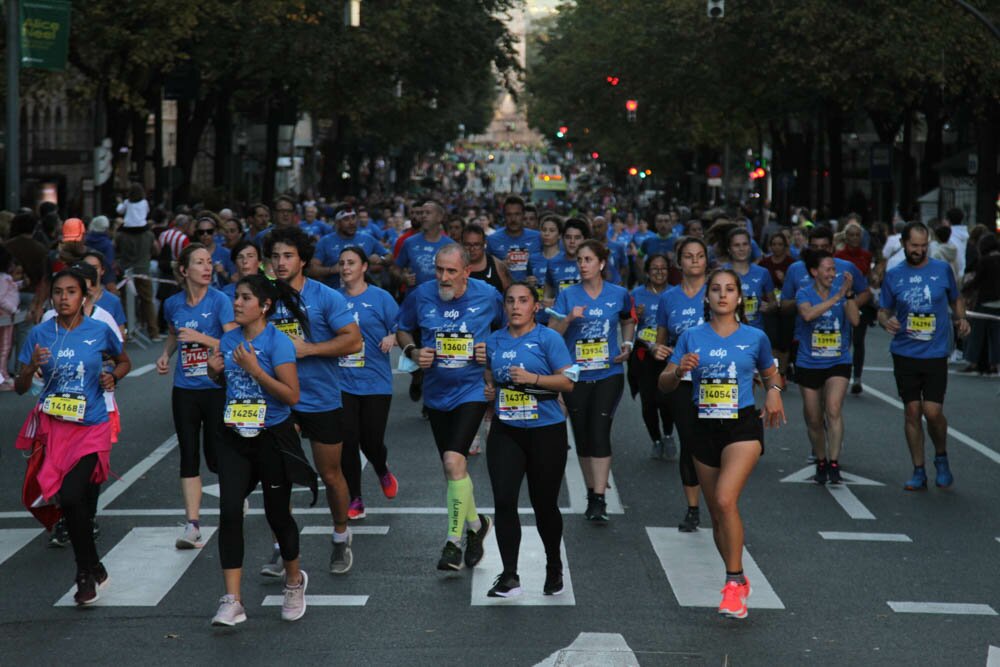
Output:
top-left (18, 329), bottom-right (37, 365)
top-left (946, 263), bottom-right (960, 302)
top-left (849, 263), bottom-right (868, 292)
top-left (272, 331), bottom-right (297, 367)
top-left (761, 269), bottom-right (775, 294)
top-left (619, 290), bottom-right (635, 321)
top-left (313, 238), bottom-right (329, 265)
top-left (394, 240), bottom-right (409, 269)
top-left (668, 330), bottom-right (689, 365)
top-left (396, 290), bottom-right (417, 332)
top-left (381, 290), bottom-right (400, 333)
top-left (217, 292), bottom-right (235, 325)
top-left (105, 323), bottom-right (124, 355)
top-left (553, 289), bottom-right (567, 316)
top-left (545, 328), bottom-right (573, 370)
top-left (756, 331), bottom-right (774, 372)
top-left (879, 279), bottom-right (896, 310)
top-left (655, 293), bottom-right (669, 328)
top-left (326, 290), bottom-right (356, 331)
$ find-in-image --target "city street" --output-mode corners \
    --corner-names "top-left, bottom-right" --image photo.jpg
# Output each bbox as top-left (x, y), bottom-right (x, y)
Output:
top-left (1, 328), bottom-right (998, 666)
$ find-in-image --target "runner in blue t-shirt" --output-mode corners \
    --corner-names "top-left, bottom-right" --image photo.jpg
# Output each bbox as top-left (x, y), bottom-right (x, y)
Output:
top-left (630, 253), bottom-right (675, 459)
top-left (206, 273), bottom-right (315, 626)
top-left (15, 269), bottom-right (131, 606)
top-left (487, 196), bottom-right (541, 281)
top-left (396, 244), bottom-right (503, 572)
top-left (264, 226), bottom-right (363, 576)
top-left (395, 200), bottom-right (455, 286)
top-left (549, 239), bottom-right (636, 523)
top-left (483, 282), bottom-right (575, 598)
top-left (659, 267), bottom-right (785, 621)
top-left (877, 222), bottom-right (969, 491)
top-left (155, 243), bottom-right (237, 550)
top-left (311, 209), bottom-right (390, 289)
top-left (545, 218), bottom-right (588, 297)
top-left (336, 246), bottom-right (400, 521)
top-left (639, 213), bottom-right (677, 261)
top-left (652, 237), bottom-right (709, 532)
top-left (723, 228), bottom-right (775, 329)
top-left (81, 251), bottom-right (126, 334)
top-left (591, 216), bottom-right (629, 286)
top-left (794, 250), bottom-right (860, 485)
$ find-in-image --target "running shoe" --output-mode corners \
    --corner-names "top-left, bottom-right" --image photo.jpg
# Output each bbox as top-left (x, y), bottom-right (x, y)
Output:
top-left (437, 541), bottom-right (463, 571)
top-left (330, 533), bottom-right (354, 574)
top-left (903, 467), bottom-right (928, 491)
top-left (543, 566), bottom-right (564, 596)
top-left (662, 435), bottom-right (678, 461)
top-left (827, 463), bottom-right (842, 485)
top-left (211, 594), bottom-right (247, 626)
top-left (678, 507), bottom-right (700, 532)
top-left (587, 496), bottom-right (608, 522)
top-left (49, 518), bottom-right (69, 548)
top-left (814, 461), bottom-right (828, 485)
top-left (464, 514), bottom-right (492, 567)
top-left (850, 381), bottom-right (863, 395)
top-left (91, 519), bottom-right (101, 540)
top-left (421, 406), bottom-right (429, 421)
top-left (92, 562), bottom-right (110, 590)
top-left (379, 470), bottom-right (399, 499)
top-left (933, 455), bottom-right (953, 488)
top-left (260, 546), bottom-right (285, 578)
top-left (650, 439), bottom-right (664, 460)
top-left (347, 497), bottom-right (366, 521)
top-left (281, 570), bottom-right (308, 622)
top-left (584, 492), bottom-right (598, 521)
top-left (487, 572), bottom-right (522, 598)
top-left (175, 523), bottom-right (201, 550)
top-left (74, 570), bottom-right (99, 606)
top-left (718, 578), bottom-right (751, 619)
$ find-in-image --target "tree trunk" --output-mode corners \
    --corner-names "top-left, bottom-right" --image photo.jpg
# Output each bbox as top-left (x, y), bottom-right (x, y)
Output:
top-left (131, 109), bottom-right (148, 187)
top-left (975, 104), bottom-right (999, 230)
top-left (153, 92), bottom-right (164, 206)
top-left (827, 107), bottom-right (844, 217)
top-left (174, 94), bottom-right (217, 205)
top-left (213, 90), bottom-right (232, 190)
top-left (921, 98), bottom-right (944, 195)
top-left (900, 112), bottom-right (914, 219)
top-left (263, 99), bottom-right (279, 204)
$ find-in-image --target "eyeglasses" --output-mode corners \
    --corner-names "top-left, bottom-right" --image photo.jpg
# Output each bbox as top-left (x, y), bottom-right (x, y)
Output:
top-left (196, 228), bottom-right (215, 235)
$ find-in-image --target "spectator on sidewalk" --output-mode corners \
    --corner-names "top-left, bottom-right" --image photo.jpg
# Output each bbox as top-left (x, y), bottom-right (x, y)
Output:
top-left (116, 214), bottom-right (159, 340)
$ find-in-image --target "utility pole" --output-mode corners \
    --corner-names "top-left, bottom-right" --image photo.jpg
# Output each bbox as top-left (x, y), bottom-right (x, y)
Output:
top-left (6, 0), bottom-right (20, 210)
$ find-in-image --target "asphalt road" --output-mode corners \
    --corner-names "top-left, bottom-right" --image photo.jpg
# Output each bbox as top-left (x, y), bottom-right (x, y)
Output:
top-left (1, 327), bottom-right (998, 666)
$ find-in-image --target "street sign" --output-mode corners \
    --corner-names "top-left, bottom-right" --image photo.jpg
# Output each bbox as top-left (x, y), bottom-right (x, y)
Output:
top-left (706, 163), bottom-right (723, 179)
top-left (94, 138), bottom-right (112, 186)
top-left (20, 0), bottom-right (71, 71)
top-left (707, 177), bottom-right (723, 187)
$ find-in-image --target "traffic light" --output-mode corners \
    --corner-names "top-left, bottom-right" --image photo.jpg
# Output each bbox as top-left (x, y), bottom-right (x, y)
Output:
top-left (591, 152), bottom-right (600, 159)
top-left (750, 167), bottom-right (766, 180)
top-left (625, 99), bottom-right (638, 112)
top-left (556, 125), bottom-right (568, 139)
top-left (606, 76), bottom-right (620, 86)
top-left (707, 0), bottom-right (724, 18)
top-left (628, 167), bottom-right (639, 176)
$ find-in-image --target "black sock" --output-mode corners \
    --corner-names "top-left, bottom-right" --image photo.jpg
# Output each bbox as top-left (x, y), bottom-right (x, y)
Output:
top-left (687, 506), bottom-right (699, 513)
top-left (725, 570), bottom-right (746, 585)
top-left (914, 465), bottom-right (926, 471)
top-left (593, 493), bottom-right (605, 501)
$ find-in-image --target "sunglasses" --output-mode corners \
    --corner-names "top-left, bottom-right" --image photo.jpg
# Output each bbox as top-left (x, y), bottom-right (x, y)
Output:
top-left (196, 228), bottom-right (215, 235)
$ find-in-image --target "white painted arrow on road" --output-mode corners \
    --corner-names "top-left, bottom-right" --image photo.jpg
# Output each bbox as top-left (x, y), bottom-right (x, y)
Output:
top-left (781, 465), bottom-right (880, 520)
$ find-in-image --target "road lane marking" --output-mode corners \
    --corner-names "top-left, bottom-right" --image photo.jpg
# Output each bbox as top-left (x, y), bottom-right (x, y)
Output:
top-left (2, 506), bottom-right (558, 519)
top-left (861, 383), bottom-right (1000, 465)
top-left (780, 465), bottom-right (883, 486)
top-left (262, 594), bottom-right (368, 606)
top-left (887, 601), bottom-right (997, 616)
top-left (826, 484), bottom-right (875, 520)
top-left (301, 525), bottom-right (389, 535)
top-left (819, 531), bottom-right (911, 542)
top-left (127, 363), bottom-right (157, 377)
top-left (646, 527), bottom-right (784, 609)
top-left (471, 530), bottom-right (574, 606)
top-left (564, 425), bottom-right (623, 514)
top-left (988, 646), bottom-right (1000, 667)
top-left (98, 435), bottom-right (178, 511)
top-left (55, 526), bottom-right (217, 606)
top-left (534, 633), bottom-right (639, 667)
top-left (0, 528), bottom-right (43, 566)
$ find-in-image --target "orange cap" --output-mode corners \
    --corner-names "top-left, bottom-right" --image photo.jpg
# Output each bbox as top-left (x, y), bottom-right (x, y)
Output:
top-left (62, 218), bottom-right (85, 242)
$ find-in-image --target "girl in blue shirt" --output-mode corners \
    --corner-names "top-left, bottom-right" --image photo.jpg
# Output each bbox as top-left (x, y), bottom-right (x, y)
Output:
top-left (549, 239), bottom-right (636, 523)
top-left (336, 247), bottom-right (400, 519)
top-left (484, 282), bottom-right (575, 598)
top-left (658, 267), bottom-right (785, 621)
top-left (15, 270), bottom-right (131, 606)
top-left (652, 237), bottom-right (709, 532)
top-left (156, 244), bottom-right (237, 550)
top-left (795, 250), bottom-right (859, 484)
top-left (206, 273), bottom-right (317, 626)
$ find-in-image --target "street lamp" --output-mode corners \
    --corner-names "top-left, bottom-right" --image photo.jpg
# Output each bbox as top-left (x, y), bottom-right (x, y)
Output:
top-left (344, 0), bottom-right (361, 27)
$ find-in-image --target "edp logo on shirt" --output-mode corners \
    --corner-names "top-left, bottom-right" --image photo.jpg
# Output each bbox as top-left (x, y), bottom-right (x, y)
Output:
top-left (682, 307), bottom-right (697, 316)
top-left (588, 308), bottom-right (604, 317)
top-left (184, 319), bottom-right (199, 328)
top-left (443, 309), bottom-right (460, 319)
top-left (709, 348), bottom-right (728, 358)
top-left (501, 350), bottom-right (517, 360)
top-left (57, 348), bottom-right (76, 359)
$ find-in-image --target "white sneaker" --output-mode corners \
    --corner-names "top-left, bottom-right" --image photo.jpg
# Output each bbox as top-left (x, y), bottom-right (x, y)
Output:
top-left (281, 570), bottom-right (308, 621)
top-left (211, 594), bottom-right (247, 626)
top-left (175, 523), bottom-right (201, 549)
top-left (260, 546), bottom-right (285, 578)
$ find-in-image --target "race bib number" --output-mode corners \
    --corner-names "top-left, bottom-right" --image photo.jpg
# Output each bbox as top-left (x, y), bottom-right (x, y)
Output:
top-left (339, 341), bottom-right (365, 368)
top-left (274, 318), bottom-right (303, 339)
top-left (906, 312), bottom-right (936, 342)
top-left (811, 330), bottom-right (842, 358)
top-left (42, 392), bottom-right (87, 423)
top-left (224, 399), bottom-right (266, 433)
top-left (180, 342), bottom-right (209, 377)
top-left (558, 278), bottom-right (580, 292)
top-left (638, 327), bottom-right (657, 344)
top-left (506, 249), bottom-right (529, 273)
top-left (698, 380), bottom-right (738, 419)
top-left (498, 388), bottom-right (539, 421)
top-left (575, 337), bottom-right (609, 371)
top-left (435, 332), bottom-right (474, 367)
top-left (744, 296), bottom-right (759, 319)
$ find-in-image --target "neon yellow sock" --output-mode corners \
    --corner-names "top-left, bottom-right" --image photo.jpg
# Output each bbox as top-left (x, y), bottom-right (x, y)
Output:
top-left (446, 478), bottom-right (468, 540)
top-left (464, 477), bottom-right (481, 531)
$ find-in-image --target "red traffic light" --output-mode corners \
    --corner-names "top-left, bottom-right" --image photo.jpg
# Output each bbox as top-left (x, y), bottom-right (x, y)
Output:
top-left (750, 167), bottom-right (767, 180)
top-left (591, 152), bottom-right (600, 159)
top-left (606, 76), bottom-right (620, 86)
top-left (628, 167), bottom-right (639, 176)
top-left (625, 99), bottom-right (638, 112)
top-left (558, 126), bottom-right (569, 135)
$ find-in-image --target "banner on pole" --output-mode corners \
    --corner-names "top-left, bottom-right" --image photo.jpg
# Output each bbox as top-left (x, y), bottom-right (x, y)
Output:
top-left (20, 0), bottom-right (71, 71)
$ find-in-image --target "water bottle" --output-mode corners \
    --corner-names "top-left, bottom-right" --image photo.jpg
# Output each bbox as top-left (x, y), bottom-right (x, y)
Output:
top-left (30, 376), bottom-right (43, 396)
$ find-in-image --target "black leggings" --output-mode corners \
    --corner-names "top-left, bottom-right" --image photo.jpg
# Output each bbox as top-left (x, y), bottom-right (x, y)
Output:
top-left (487, 420), bottom-right (567, 574)
top-left (341, 393), bottom-right (391, 499)
top-left (217, 421), bottom-right (300, 570)
top-left (637, 358), bottom-right (673, 441)
top-left (172, 387), bottom-right (225, 478)
top-left (563, 374), bottom-right (624, 458)
top-left (59, 453), bottom-right (100, 572)
top-left (427, 402), bottom-right (487, 457)
top-left (664, 381), bottom-right (699, 487)
top-left (852, 322), bottom-right (868, 380)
